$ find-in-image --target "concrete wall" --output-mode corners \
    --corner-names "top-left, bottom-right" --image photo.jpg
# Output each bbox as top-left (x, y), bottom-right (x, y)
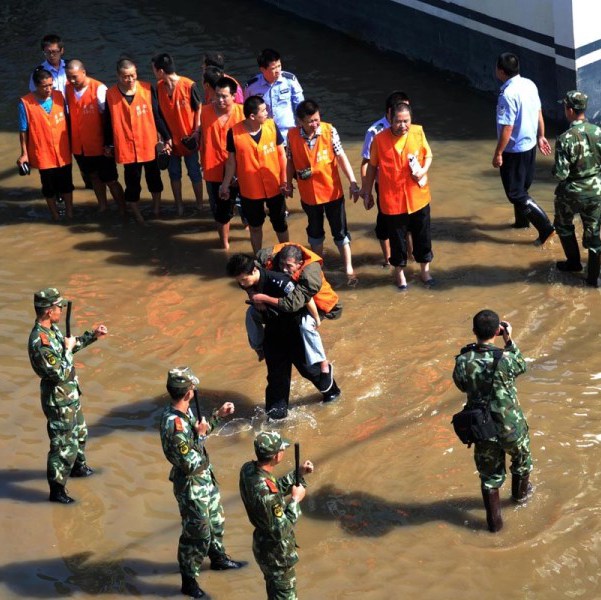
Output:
top-left (263, 0), bottom-right (601, 122)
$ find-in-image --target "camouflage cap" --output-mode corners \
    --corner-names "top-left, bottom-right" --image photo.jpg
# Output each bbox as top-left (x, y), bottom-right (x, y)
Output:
top-left (561, 90), bottom-right (588, 111)
top-left (166, 366), bottom-right (199, 389)
top-left (254, 431), bottom-right (290, 460)
top-left (33, 287), bottom-right (66, 308)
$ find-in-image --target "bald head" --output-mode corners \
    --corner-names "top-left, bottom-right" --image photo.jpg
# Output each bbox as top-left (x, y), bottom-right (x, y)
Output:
top-left (66, 59), bottom-right (88, 89)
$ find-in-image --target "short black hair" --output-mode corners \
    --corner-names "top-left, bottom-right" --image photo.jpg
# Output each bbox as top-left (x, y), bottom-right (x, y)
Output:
top-left (385, 90), bottom-right (410, 112)
top-left (152, 52), bottom-right (176, 74)
top-left (116, 56), bottom-right (136, 72)
top-left (215, 76), bottom-right (237, 96)
top-left (258, 48), bottom-right (280, 69)
top-left (388, 101), bottom-right (412, 121)
top-left (203, 65), bottom-right (223, 90)
top-left (497, 52), bottom-right (520, 77)
top-left (243, 95), bottom-right (265, 118)
top-left (277, 245), bottom-right (303, 268)
top-left (473, 309), bottom-right (500, 340)
top-left (166, 386), bottom-right (189, 401)
top-left (41, 34), bottom-right (63, 51)
top-left (226, 254), bottom-right (257, 277)
top-left (32, 67), bottom-right (53, 85)
top-left (204, 52), bottom-right (225, 70)
top-left (296, 99), bottom-right (319, 120)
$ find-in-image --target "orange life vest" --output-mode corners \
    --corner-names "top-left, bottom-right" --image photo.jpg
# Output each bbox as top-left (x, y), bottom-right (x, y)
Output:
top-left (372, 125), bottom-right (432, 215)
top-left (157, 77), bottom-right (196, 157)
top-left (106, 81), bottom-right (157, 164)
top-left (231, 119), bottom-right (281, 200)
top-left (200, 103), bottom-right (244, 182)
top-left (270, 242), bottom-right (339, 313)
top-left (21, 91), bottom-right (71, 170)
top-left (287, 123), bottom-right (343, 205)
top-left (65, 78), bottom-right (105, 156)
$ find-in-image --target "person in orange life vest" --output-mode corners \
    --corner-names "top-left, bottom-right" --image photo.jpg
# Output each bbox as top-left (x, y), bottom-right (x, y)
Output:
top-left (65, 60), bottom-right (126, 215)
top-left (152, 53), bottom-right (204, 217)
top-left (361, 102), bottom-right (434, 290)
top-left (104, 57), bottom-right (171, 223)
top-left (361, 90), bottom-right (413, 267)
top-left (220, 95), bottom-right (289, 254)
top-left (18, 68), bottom-right (73, 221)
top-left (200, 76), bottom-right (245, 249)
top-left (202, 52), bottom-right (244, 105)
top-left (286, 99), bottom-right (360, 285)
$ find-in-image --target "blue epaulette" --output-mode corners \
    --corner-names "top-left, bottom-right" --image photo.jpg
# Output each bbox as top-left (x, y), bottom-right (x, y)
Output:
top-left (374, 123), bottom-right (385, 133)
top-left (245, 75), bottom-right (259, 87)
top-left (281, 71), bottom-right (297, 81)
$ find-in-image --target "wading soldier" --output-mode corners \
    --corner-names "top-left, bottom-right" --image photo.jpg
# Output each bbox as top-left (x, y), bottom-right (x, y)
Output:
top-left (239, 432), bottom-right (314, 599)
top-left (160, 367), bottom-right (244, 599)
top-left (452, 309), bottom-right (532, 532)
top-left (552, 90), bottom-right (601, 287)
top-left (28, 288), bottom-right (107, 504)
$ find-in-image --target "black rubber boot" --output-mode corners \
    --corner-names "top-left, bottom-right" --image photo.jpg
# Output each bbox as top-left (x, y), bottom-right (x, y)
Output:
top-left (557, 234), bottom-right (582, 271)
top-left (524, 199), bottom-right (555, 246)
top-left (586, 250), bottom-right (601, 287)
top-left (180, 574), bottom-right (205, 598)
top-left (481, 487), bottom-right (503, 532)
top-left (49, 481), bottom-right (75, 504)
top-left (511, 474), bottom-right (532, 504)
top-left (209, 553), bottom-right (246, 570)
top-left (511, 203), bottom-right (530, 228)
top-left (322, 380), bottom-right (341, 403)
top-left (266, 404), bottom-right (288, 420)
top-left (70, 464), bottom-right (94, 478)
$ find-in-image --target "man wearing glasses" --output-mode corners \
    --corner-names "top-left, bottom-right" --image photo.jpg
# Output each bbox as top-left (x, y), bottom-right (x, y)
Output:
top-left (29, 34), bottom-right (67, 95)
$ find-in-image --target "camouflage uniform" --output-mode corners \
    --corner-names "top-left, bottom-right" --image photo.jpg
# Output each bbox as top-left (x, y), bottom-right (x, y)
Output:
top-left (239, 432), bottom-right (302, 600)
top-left (553, 106), bottom-right (601, 250)
top-left (28, 290), bottom-right (97, 486)
top-left (159, 368), bottom-right (226, 579)
top-left (452, 341), bottom-right (531, 490)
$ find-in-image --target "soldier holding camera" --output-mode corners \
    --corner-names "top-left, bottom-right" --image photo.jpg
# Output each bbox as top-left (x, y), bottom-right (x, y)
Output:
top-left (452, 309), bottom-right (532, 532)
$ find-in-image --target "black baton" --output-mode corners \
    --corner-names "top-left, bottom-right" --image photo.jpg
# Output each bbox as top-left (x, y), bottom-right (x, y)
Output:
top-left (193, 389), bottom-right (202, 420)
top-left (294, 442), bottom-right (300, 486)
top-left (65, 301), bottom-right (72, 338)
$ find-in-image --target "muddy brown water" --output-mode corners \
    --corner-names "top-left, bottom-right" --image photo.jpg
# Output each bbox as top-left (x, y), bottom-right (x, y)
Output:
top-left (1, 1), bottom-right (600, 598)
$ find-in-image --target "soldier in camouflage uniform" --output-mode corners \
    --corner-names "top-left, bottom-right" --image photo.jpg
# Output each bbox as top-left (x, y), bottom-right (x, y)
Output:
top-left (28, 287), bottom-right (107, 504)
top-left (552, 90), bottom-right (601, 287)
top-left (239, 431), bottom-right (314, 599)
top-left (160, 366), bottom-right (244, 599)
top-left (452, 309), bottom-right (531, 532)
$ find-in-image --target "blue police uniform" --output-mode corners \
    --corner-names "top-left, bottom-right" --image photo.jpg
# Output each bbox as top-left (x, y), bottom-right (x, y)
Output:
top-left (244, 72), bottom-right (304, 141)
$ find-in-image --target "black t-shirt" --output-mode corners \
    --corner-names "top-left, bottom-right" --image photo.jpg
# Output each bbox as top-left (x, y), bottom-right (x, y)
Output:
top-left (256, 267), bottom-right (295, 297)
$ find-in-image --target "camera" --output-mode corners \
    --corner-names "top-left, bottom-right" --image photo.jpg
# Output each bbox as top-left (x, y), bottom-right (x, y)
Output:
top-left (498, 320), bottom-right (509, 335)
top-left (297, 167), bottom-right (312, 180)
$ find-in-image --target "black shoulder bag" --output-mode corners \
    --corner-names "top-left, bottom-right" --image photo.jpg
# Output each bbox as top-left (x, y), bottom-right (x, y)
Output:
top-left (451, 348), bottom-right (503, 447)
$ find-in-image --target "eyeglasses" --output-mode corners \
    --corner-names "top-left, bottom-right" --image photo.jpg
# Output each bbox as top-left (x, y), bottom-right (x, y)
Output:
top-left (44, 49), bottom-right (62, 55)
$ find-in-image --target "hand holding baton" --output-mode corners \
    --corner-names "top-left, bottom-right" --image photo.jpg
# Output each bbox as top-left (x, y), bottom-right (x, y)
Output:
top-left (294, 442), bottom-right (300, 487)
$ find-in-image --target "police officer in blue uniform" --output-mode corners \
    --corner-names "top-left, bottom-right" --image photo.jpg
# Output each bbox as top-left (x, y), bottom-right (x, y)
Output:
top-left (244, 48), bottom-right (304, 143)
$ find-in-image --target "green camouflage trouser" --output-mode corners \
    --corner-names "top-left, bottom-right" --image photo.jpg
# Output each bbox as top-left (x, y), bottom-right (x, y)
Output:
top-left (554, 193), bottom-right (601, 251)
top-left (474, 431), bottom-right (532, 490)
top-left (42, 400), bottom-right (88, 485)
top-left (257, 563), bottom-right (297, 600)
top-left (173, 468), bottom-right (225, 577)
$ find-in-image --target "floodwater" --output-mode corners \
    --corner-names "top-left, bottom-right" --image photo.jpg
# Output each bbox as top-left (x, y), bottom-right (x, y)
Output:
top-left (1, 0), bottom-right (601, 598)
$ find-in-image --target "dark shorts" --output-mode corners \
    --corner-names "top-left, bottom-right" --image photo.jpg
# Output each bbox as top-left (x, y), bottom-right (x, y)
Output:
top-left (74, 154), bottom-right (119, 183)
top-left (385, 204), bottom-right (433, 267)
top-left (123, 161), bottom-right (163, 203)
top-left (374, 183), bottom-right (388, 241)
top-left (39, 164), bottom-right (74, 199)
top-left (240, 195), bottom-right (287, 232)
top-left (301, 197), bottom-right (351, 246)
top-left (206, 181), bottom-right (236, 224)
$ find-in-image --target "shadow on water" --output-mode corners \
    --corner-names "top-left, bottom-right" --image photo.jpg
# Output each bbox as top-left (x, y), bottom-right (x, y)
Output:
top-left (0, 552), bottom-right (176, 597)
top-left (305, 484), bottom-right (499, 534)
top-left (0, 468), bottom-right (48, 503)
